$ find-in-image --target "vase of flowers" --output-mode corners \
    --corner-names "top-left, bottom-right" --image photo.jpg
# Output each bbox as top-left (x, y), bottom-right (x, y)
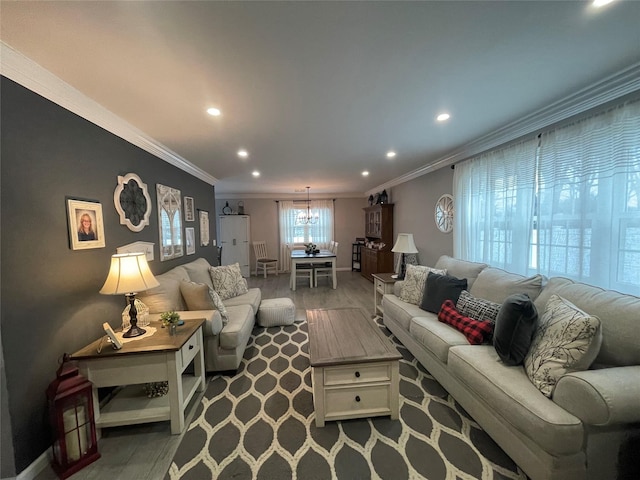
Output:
top-left (305, 243), bottom-right (317, 254)
top-left (160, 311), bottom-right (181, 335)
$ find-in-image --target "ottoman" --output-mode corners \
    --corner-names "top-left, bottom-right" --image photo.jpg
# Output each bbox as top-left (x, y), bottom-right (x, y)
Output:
top-left (258, 298), bottom-right (296, 327)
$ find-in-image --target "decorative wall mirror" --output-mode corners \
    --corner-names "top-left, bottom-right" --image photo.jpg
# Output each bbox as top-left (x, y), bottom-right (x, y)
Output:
top-left (435, 194), bottom-right (454, 233)
top-left (156, 183), bottom-right (184, 261)
top-left (113, 173), bottom-right (152, 232)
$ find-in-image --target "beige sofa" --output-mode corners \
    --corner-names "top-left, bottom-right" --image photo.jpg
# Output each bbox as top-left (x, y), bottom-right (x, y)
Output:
top-left (138, 258), bottom-right (261, 372)
top-left (382, 255), bottom-right (640, 480)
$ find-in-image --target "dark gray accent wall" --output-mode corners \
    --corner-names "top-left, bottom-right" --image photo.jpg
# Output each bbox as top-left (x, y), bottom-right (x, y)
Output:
top-left (0, 77), bottom-right (218, 475)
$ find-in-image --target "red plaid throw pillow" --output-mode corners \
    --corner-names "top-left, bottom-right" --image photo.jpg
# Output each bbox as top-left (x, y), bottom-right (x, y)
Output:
top-left (438, 299), bottom-right (493, 345)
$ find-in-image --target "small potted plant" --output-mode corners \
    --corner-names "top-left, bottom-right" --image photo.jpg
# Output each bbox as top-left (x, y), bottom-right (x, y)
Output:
top-left (160, 311), bottom-right (181, 335)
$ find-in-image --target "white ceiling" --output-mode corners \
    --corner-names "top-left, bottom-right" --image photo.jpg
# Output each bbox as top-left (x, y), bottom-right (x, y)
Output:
top-left (1, 1), bottom-right (639, 197)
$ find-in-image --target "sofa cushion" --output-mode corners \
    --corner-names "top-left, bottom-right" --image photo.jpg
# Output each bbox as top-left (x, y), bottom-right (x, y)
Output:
top-left (382, 294), bottom-right (426, 331)
top-left (410, 315), bottom-right (470, 363)
top-left (420, 273), bottom-right (467, 313)
top-left (219, 304), bottom-right (254, 350)
top-left (448, 345), bottom-right (584, 456)
top-left (438, 300), bottom-right (493, 345)
top-left (138, 266), bottom-right (189, 313)
top-left (399, 264), bottom-right (446, 305)
top-left (534, 277), bottom-right (640, 367)
top-left (209, 263), bottom-right (249, 300)
top-left (524, 295), bottom-right (602, 397)
top-left (493, 293), bottom-right (538, 366)
top-left (433, 255), bottom-right (488, 290)
top-left (223, 287), bottom-right (262, 315)
top-left (470, 267), bottom-right (546, 304)
top-left (179, 281), bottom-right (228, 322)
top-left (181, 258), bottom-right (214, 289)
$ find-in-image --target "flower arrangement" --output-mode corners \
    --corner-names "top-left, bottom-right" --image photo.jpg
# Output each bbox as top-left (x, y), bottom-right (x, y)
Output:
top-left (160, 310), bottom-right (181, 327)
top-left (304, 243), bottom-right (318, 254)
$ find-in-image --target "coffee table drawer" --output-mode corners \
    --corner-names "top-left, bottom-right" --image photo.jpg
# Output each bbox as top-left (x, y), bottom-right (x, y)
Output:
top-left (324, 363), bottom-right (391, 386)
top-left (325, 384), bottom-right (391, 417)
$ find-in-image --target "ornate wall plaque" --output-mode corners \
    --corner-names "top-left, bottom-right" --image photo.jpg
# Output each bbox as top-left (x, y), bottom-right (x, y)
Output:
top-left (113, 173), bottom-right (152, 232)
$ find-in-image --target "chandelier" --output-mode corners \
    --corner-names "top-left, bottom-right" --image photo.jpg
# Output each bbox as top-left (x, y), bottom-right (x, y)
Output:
top-left (297, 186), bottom-right (319, 225)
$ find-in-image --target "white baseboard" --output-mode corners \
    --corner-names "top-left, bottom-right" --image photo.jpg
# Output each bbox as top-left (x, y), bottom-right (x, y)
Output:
top-left (15, 450), bottom-right (50, 480)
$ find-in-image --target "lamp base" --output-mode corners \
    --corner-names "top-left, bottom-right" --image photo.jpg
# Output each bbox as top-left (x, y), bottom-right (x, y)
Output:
top-left (123, 325), bottom-right (146, 338)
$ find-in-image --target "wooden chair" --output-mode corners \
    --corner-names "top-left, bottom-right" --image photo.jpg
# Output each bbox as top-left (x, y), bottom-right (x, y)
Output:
top-left (314, 241), bottom-right (338, 286)
top-left (253, 241), bottom-right (278, 278)
top-left (287, 244), bottom-right (314, 288)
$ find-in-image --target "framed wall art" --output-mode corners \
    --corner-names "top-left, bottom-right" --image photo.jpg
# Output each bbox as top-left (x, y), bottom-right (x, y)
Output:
top-left (185, 227), bottom-right (196, 255)
top-left (113, 173), bottom-right (152, 232)
top-left (67, 198), bottom-right (106, 250)
top-left (156, 183), bottom-right (184, 261)
top-left (199, 210), bottom-right (210, 246)
top-left (184, 196), bottom-right (195, 222)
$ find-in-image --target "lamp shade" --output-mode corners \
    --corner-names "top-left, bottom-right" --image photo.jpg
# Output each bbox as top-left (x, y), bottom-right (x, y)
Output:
top-left (391, 233), bottom-right (419, 254)
top-left (99, 253), bottom-right (159, 295)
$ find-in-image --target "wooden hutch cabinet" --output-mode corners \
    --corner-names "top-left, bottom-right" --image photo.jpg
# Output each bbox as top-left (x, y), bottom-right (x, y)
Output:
top-left (361, 204), bottom-right (394, 281)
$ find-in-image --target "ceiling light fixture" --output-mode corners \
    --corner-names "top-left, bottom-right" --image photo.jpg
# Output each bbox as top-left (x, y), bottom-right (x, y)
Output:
top-left (386, 151), bottom-right (396, 158)
top-left (297, 186), bottom-right (319, 225)
top-left (238, 149), bottom-right (248, 158)
top-left (362, 171), bottom-right (369, 176)
top-left (206, 107), bottom-right (221, 116)
top-left (252, 171), bottom-right (260, 177)
top-left (436, 113), bottom-right (450, 122)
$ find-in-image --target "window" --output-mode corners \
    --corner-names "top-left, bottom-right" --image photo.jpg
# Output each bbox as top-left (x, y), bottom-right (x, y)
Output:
top-left (454, 99), bottom-right (640, 295)
top-left (278, 199), bottom-right (334, 270)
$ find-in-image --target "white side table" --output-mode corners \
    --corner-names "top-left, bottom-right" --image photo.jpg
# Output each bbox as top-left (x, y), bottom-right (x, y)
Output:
top-left (372, 272), bottom-right (398, 318)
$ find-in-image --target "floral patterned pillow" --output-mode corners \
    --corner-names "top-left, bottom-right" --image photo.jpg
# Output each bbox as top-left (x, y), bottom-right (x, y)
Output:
top-left (209, 263), bottom-right (249, 300)
top-left (524, 294), bottom-right (602, 398)
top-left (399, 264), bottom-right (447, 305)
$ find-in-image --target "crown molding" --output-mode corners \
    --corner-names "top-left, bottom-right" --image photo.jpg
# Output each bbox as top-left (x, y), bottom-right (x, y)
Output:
top-left (366, 62), bottom-right (640, 197)
top-left (216, 192), bottom-right (364, 200)
top-left (0, 41), bottom-right (218, 186)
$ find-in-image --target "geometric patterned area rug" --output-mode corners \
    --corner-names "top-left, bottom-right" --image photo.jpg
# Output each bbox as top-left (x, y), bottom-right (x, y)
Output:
top-left (165, 317), bottom-right (527, 480)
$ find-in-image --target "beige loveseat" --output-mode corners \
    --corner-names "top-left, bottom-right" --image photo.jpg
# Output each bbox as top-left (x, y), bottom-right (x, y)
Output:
top-left (138, 258), bottom-right (261, 372)
top-left (382, 255), bottom-right (640, 480)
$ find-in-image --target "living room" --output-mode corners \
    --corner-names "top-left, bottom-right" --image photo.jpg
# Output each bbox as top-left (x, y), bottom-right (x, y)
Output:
top-left (2, 2), bottom-right (639, 480)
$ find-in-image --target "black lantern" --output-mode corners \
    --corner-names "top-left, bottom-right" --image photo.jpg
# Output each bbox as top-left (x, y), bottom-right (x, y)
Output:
top-left (47, 355), bottom-right (100, 479)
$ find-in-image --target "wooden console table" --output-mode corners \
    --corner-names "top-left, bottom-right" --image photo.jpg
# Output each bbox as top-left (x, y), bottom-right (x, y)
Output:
top-left (70, 318), bottom-right (206, 435)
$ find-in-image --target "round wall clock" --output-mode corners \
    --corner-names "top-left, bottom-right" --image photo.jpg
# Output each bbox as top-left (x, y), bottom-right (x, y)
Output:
top-left (113, 173), bottom-right (152, 232)
top-left (435, 194), bottom-right (454, 233)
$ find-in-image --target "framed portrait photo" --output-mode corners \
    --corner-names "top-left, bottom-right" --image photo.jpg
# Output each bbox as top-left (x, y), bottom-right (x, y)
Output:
top-left (184, 196), bottom-right (195, 222)
top-left (67, 198), bottom-right (106, 250)
top-left (185, 227), bottom-right (196, 255)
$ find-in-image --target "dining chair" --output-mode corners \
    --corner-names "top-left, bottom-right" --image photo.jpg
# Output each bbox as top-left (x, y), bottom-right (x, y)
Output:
top-left (287, 244), bottom-right (314, 288)
top-left (253, 241), bottom-right (278, 278)
top-left (314, 242), bottom-right (338, 286)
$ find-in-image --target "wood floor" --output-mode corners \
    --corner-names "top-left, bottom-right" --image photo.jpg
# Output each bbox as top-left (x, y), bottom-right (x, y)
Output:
top-left (35, 271), bottom-right (375, 480)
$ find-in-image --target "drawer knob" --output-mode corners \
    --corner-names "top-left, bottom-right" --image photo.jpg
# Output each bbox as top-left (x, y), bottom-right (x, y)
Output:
top-left (189, 345), bottom-right (194, 350)
top-left (355, 371), bottom-right (360, 378)
top-left (355, 396), bottom-right (361, 402)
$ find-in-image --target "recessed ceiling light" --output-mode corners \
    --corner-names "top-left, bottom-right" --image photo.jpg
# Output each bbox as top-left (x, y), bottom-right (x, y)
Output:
top-left (238, 149), bottom-right (248, 158)
top-left (252, 171), bottom-right (260, 177)
top-left (437, 113), bottom-right (450, 122)
top-left (386, 151), bottom-right (396, 159)
top-left (362, 171), bottom-right (369, 176)
top-left (206, 107), bottom-right (221, 116)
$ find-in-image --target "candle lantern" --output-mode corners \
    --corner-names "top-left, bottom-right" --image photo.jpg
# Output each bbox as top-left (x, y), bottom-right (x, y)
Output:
top-left (46, 354), bottom-right (100, 479)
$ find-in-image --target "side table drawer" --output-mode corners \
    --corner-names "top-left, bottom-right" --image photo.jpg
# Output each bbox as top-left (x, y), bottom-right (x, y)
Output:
top-left (180, 331), bottom-right (201, 370)
top-left (324, 363), bottom-right (391, 386)
top-left (325, 384), bottom-right (391, 416)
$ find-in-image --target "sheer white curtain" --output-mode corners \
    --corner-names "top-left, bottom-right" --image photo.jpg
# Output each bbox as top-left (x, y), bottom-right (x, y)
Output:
top-left (278, 199), bottom-right (334, 271)
top-left (536, 100), bottom-right (640, 293)
top-left (453, 138), bottom-right (538, 272)
top-left (454, 99), bottom-right (640, 295)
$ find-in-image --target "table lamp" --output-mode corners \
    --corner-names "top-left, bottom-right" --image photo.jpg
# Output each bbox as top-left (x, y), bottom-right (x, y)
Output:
top-left (391, 233), bottom-right (418, 280)
top-left (99, 253), bottom-right (159, 338)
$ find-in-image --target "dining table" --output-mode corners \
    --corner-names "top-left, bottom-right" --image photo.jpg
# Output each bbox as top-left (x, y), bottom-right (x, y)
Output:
top-left (290, 249), bottom-right (337, 291)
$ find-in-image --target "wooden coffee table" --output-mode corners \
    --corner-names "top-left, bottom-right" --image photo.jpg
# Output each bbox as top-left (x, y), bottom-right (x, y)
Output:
top-left (307, 308), bottom-right (401, 427)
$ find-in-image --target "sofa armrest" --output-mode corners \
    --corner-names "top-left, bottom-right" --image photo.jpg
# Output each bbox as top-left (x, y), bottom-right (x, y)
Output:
top-left (393, 281), bottom-right (405, 296)
top-left (553, 366), bottom-right (640, 426)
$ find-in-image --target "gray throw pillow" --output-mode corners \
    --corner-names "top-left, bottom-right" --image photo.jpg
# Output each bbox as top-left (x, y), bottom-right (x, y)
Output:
top-left (399, 264), bottom-right (447, 305)
top-left (420, 273), bottom-right (468, 313)
top-left (493, 293), bottom-right (538, 366)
